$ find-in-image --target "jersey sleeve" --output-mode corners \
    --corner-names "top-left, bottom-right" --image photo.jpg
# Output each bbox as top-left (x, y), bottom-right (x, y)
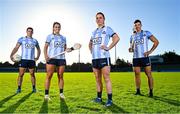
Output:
top-left (17, 37), bottom-right (23, 45)
top-left (35, 39), bottom-right (40, 48)
top-left (45, 35), bottom-right (51, 44)
top-left (107, 26), bottom-right (116, 38)
top-left (64, 37), bottom-right (67, 45)
top-left (146, 31), bottom-right (153, 39)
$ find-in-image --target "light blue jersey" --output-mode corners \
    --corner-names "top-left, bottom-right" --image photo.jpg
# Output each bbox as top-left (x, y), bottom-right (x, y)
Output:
top-left (90, 26), bottom-right (115, 59)
top-left (18, 36), bottom-right (39, 60)
top-left (130, 30), bottom-right (153, 58)
top-left (46, 34), bottom-right (66, 59)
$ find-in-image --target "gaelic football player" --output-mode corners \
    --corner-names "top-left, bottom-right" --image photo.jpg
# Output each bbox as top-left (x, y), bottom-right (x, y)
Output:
top-left (10, 27), bottom-right (41, 94)
top-left (129, 19), bottom-right (159, 97)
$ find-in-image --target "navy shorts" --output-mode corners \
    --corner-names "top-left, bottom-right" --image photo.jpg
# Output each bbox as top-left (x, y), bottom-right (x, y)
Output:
top-left (133, 57), bottom-right (151, 67)
top-left (19, 59), bottom-right (36, 69)
top-left (92, 58), bottom-right (111, 69)
top-left (47, 59), bottom-right (66, 66)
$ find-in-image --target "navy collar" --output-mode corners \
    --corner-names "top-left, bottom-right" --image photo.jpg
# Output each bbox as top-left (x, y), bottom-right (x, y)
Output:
top-left (97, 25), bottom-right (105, 30)
top-left (25, 36), bottom-right (32, 38)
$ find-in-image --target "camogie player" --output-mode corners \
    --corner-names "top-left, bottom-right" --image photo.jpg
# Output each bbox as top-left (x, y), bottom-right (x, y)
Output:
top-left (129, 19), bottom-right (159, 97)
top-left (44, 22), bottom-right (71, 100)
top-left (89, 12), bottom-right (120, 107)
top-left (10, 27), bottom-right (41, 93)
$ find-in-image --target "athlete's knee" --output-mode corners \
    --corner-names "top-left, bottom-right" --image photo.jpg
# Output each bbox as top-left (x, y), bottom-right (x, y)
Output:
top-left (146, 74), bottom-right (153, 79)
top-left (104, 72), bottom-right (110, 77)
top-left (145, 71), bottom-right (152, 77)
top-left (134, 70), bottom-right (140, 76)
top-left (104, 76), bottom-right (111, 83)
top-left (58, 74), bottom-right (63, 79)
top-left (96, 79), bottom-right (102, 85)
top-left (47, 75), bottom-right (53, 81)
top-left (46, 74), bottom-right (53, 80)
top-left (47, 70), bottom-right (54, 76)
top-left (29, 72), bottom-right (35, 76)
top-left (19, 72), bottom-right (25, 77)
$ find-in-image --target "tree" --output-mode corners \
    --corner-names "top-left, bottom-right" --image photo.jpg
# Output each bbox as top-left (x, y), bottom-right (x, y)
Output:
top-left (160, 51), bottom-right (180, 64)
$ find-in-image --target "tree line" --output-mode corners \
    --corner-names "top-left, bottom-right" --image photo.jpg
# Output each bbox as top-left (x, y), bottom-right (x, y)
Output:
top-left (0, 51), bottom-right (180, 72)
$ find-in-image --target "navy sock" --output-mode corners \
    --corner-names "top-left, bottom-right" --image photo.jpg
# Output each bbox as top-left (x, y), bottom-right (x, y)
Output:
top-left (32, 85), bottom-right (36, 89)
top-left (137, 88), bottom-right (140, 93)
top-left (18, 86), bottom-right (21, 90)
top-left (60, 89), bottom-right (63, 93)
top-left (108, 93), bottom-right (112, 100)
top-left (45, 90), bottom-right (49, 95)
top-left (150, 89), bottom-right (153, 93)
top-left (97, 91), bottom-right (102, 98)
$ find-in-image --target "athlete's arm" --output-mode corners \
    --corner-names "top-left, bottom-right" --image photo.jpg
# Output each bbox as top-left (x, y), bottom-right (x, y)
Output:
top-left (89, 40), bottom-right (92, 53)
top-left (44, 43), bottom-right (49, 62)
top-left (10, 43), bottom-right (21, 62)
top-left (101, 34), bottom-right (120, 51)
top-left (129, 35), bottom-right (135, 53)
top-left (144, 35), bottom-right (159, 57)
top-left (35, 45), bottom-right (41, 61)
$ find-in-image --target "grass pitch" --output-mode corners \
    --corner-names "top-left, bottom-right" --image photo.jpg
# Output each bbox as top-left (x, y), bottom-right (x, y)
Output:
top-left (0, 72), bottom-right (179, 113)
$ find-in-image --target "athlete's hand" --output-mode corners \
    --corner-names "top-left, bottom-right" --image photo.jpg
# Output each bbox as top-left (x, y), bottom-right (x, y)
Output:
top-left (45, 55), bottom-right (50, 62)
top-left (10, 55), bottom-right (16, 62)
top-left (144, 51), bottom-right (151, 57)
top-left (128, 47), bottom-right (134, 52)
top-left (34, 57), bottom-right (39, 62)
top-left (66, 48), bottom-right (72, 53)
top-left (101, 45), bottom-right (109, 51)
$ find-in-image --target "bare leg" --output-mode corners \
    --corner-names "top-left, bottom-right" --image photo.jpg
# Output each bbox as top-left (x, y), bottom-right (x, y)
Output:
top-left (16, 67), bottom-right (26, 93)
top-left (29, 68), bottom-right (36, 92)
top-left (144, 66), bottom-right (153, 96)
top-left (45, 64), bottom-right (54, 95)
top-left (134, 67), bottom-right (141, 94)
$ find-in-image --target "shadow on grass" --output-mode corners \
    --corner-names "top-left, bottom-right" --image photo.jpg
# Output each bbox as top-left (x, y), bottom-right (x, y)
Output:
top-left (39, 100), bottom-right (48, 113)
top-left (0, 92), bottom-right (32, 113)
top-left (0, 93), bottom-right (16, 107)
top-left (151, 96), bottom-right (180, 106)
top-left (134, 93), bottom-right (180, 106)
top-left (77, 100), bottom-right (128, 113)
top-left (77, 106), bottom-right (101, 111)
top-left (60, 99), bottom-right (69, 113)
top-left (102, 101), bottom-right (129, 113)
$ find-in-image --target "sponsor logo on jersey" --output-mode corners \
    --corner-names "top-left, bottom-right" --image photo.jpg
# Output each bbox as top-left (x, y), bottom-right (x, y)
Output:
top-left (54, 41), bottom-right (65, 48)
top-left (25, 43), bottom-right (35, 48)
top-left (92, 37), bottom-right (102, 45)
top-left (135, 38), bottom-right (144, 45)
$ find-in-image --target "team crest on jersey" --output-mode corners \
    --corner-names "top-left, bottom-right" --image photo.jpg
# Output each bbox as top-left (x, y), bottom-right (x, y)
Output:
top-left (54, 41), bottom-right (64, 48)
top-left (92, 37), bottom-right (102, 45)
top-left (25, 43), bottom-right (35, 48)
top-left (102, 31), bottom-right (106, 34)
